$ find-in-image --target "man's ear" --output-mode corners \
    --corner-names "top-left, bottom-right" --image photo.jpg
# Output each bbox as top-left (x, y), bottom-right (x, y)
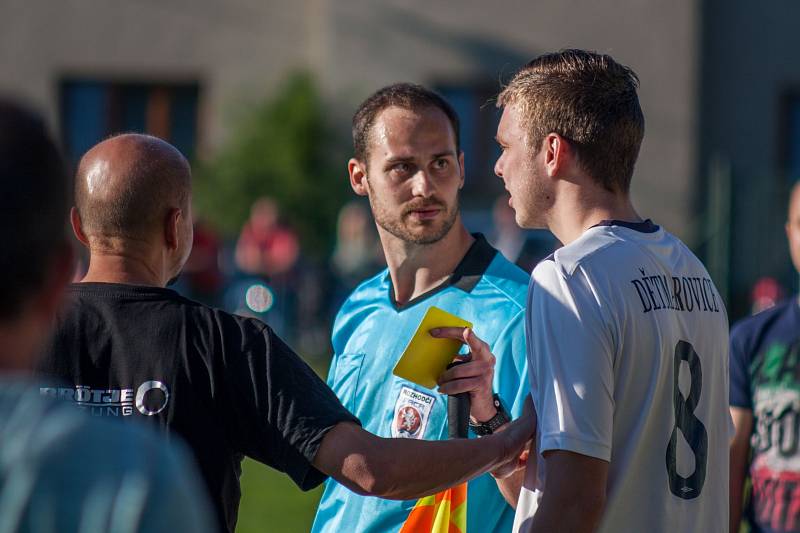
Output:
top-left (349, 158), bottom-right (369, 197)
top-left (164, 208), bottom-right (182, 250)
top-left (543, 133), bottom-right (570, 178)
top-left (70, 207), bottom-right (90, 247)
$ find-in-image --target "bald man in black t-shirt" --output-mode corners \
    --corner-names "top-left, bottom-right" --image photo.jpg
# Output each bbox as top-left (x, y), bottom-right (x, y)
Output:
top-left (37, 134), bottom-right (534, 533)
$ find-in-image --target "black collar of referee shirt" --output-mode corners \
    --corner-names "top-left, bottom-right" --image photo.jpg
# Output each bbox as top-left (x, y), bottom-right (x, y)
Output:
top-left (388, 233), bottom-right (497, 311)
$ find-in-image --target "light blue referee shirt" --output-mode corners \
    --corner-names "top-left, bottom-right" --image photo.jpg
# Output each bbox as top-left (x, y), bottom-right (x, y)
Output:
top-left (312, 234), bottom-right (530, 533)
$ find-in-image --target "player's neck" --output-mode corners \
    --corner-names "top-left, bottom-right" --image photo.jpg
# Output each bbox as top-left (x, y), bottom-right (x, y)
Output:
top-left (81, 248), bottom-right (168, 288)
top-left (549, 185), bottom-right (641, 246)
top-left (381, 222), bottom-right (474, 305)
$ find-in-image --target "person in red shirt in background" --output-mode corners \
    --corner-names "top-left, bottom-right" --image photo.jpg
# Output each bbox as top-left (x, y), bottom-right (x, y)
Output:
top-left (236, 197), bottom-right (300, 278)
top-left (235, 197), bottom-right (301, 337)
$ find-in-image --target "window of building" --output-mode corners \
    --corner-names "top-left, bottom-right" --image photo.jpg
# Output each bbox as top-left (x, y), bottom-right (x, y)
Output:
top-left (60, 79), bottom-right (200, 164)
top-left (436, 84), bottom-right (504, 204)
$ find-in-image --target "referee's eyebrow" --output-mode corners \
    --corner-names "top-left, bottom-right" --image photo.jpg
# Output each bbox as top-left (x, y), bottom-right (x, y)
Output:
top-left (385, 155), bottom-right (415, 163)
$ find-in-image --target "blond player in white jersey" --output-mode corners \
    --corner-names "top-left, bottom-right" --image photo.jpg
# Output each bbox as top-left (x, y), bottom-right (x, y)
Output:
top-left (492, 50), bottom-right (731, 532)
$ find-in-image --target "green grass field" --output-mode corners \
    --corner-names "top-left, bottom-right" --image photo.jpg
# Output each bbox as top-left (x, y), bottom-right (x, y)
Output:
top-left (236, 356), bottom-right (329, 533)
top-left (236, 457), bottom-right (324, 533)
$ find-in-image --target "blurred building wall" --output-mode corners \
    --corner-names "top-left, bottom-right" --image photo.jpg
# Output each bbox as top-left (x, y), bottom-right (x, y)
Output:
top-left (0, 0), bottom-right (314, 152)
top-left (317, 0), bottom-right (700, 243)
top-left (0, 0), bottom-right (700, 242)
top-left (700, 0), bottom-right (800, 317)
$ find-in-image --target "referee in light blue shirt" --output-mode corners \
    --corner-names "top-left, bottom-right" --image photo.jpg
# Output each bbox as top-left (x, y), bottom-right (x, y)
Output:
top-left (312, 83), bottom-right (531, 533)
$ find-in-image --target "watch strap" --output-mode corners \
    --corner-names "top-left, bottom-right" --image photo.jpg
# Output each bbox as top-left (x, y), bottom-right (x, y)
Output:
top-left (469, 394), bottom-right (510, 436)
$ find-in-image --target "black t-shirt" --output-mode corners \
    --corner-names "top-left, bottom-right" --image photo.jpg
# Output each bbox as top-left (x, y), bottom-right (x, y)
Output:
top-left (37, 283), bottom-right (359, 533)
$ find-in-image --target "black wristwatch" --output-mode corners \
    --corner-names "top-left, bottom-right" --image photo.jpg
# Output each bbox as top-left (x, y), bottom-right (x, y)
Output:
top-left (469, 394), bottom-right (511, 436)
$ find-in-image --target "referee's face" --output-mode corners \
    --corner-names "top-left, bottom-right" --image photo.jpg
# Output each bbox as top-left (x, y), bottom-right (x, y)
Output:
top-left (356, 105), bottom-right (464, 245)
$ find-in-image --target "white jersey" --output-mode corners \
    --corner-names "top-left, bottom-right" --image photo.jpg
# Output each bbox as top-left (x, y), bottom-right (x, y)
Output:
top-left (513, 220), bottom-right (730, 533)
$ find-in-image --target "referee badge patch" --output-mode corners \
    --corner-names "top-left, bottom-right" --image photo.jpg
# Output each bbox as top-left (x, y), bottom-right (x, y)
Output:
top-left (392, 386), bottom-right (435, 439)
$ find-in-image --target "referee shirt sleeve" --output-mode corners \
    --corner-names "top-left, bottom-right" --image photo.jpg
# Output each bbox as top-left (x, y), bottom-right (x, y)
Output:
top-left (528, 259), bottom-right (614, 462)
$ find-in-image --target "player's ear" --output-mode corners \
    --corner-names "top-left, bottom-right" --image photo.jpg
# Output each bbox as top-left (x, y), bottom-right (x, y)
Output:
top-left (544, 133), bottom-right (567, 178)
top-left (349, 158), bottom-right (369, 197)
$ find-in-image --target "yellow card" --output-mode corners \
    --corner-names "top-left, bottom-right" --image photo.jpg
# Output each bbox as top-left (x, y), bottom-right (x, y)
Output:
top-left (392, 306), bottom-right (473, 390)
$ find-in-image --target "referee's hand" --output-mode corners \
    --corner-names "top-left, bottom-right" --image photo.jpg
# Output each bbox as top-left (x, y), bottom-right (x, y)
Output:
top-left (431, 327), bottom-right (498, 423)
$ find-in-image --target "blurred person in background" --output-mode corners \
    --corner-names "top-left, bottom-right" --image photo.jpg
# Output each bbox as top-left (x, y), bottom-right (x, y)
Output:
top-left (235, 196), bottom-right (300, 338)
top-left (490, 196), bottom-right (559, 274)
top-left (176, 219), bottom-right (224, 307)
top-left (330, 200), bottom-right (385, 308)
top-left (491, 194), bottom-right (526, 264)
top-left (750, 276), bottom-right (785, 315)
top-left (235, 197), bottom-right (299, 278)
top-left (0, 101), bottom-right (213, 533)
top-left (312, 83), bottom-right (531, 533)
top-left (36, 133), bottom-right (536, 533)
top-left (730, 182), bottom-right (800, 533)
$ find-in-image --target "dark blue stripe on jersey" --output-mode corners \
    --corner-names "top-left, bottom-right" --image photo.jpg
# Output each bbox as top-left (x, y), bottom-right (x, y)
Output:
top-left (592, 219), bottom-right (660, 233)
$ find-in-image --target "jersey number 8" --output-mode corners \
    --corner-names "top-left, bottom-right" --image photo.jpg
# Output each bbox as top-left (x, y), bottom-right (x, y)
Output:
top-left (665, 340), bottom-right (708, 500)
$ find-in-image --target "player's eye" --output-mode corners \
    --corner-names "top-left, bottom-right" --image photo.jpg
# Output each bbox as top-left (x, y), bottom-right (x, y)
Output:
top-left (432, 158), bottom-right (449, 170)
top-left (390, 163), bottom-right (411, 176)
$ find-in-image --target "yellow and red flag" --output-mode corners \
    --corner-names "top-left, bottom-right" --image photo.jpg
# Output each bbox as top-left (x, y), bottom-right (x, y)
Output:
top-left (400, 483), bottom-right (467, 533)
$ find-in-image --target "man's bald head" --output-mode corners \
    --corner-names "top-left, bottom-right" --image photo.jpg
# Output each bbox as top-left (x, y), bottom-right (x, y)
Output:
top-left (75, 134), bottom-right (191, 245)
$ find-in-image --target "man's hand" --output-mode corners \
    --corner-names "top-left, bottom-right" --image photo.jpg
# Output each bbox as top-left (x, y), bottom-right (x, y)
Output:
top-left (431, 327), bottom-right (497, 422)
top-left (492, 397), bottom-right (536, 480)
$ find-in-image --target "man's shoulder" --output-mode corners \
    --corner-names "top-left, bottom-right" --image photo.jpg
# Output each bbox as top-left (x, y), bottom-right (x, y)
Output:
top-left (731, 299), bottom-right (797, 345)
top-left (64, 282), bottom-right (205, 314)
top-left (534, 229), bottom-right (620, 282)
top-left (337, 269), bottom-right (390, 313)
top-left (63, 281), bottom-right (257, 328)
top-left (538, 224), bottom-right (693, 279)
top-left (59, 282), bottom-right (278, 356)
top-left (473, 252), bottom-right (529, 309)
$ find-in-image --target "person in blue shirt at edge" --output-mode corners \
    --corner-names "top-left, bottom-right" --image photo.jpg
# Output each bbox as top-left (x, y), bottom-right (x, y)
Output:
top-left (729, 182), bottom-right (800, 533)
top-left (0, 99), bottom-right (215, 533)
top-left (312, 83), bottom-right (531, 533)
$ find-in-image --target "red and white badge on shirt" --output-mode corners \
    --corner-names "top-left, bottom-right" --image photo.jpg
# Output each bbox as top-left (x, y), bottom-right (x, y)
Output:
top-left (391, 386), bottom-right (436, 439)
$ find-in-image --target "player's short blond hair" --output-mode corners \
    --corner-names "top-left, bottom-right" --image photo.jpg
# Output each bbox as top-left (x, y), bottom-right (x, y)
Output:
top-left (497, 49), bottom-right (645, 193)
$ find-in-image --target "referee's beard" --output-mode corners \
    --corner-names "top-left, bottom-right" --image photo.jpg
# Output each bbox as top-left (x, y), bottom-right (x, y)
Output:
top-left (371, 197), bottom-right (459, 246)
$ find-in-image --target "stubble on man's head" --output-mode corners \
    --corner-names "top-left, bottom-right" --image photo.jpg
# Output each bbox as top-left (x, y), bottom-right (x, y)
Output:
top-left (75, 133), bottom-right (191, 251)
